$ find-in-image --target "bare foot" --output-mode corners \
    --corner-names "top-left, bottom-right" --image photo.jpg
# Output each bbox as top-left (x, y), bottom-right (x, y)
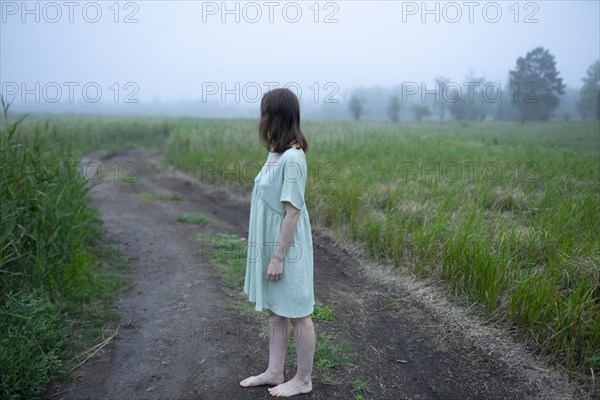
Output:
top-left (239, 371), bottom-right (284, 387)
top-left (267, 376), bottom-right (312, 397)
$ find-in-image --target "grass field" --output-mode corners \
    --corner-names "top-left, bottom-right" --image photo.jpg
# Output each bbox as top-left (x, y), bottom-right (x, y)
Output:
top-left (3, 112), bottom-right (599, 384)
top-left (163, 119), bottom-right (600, 375)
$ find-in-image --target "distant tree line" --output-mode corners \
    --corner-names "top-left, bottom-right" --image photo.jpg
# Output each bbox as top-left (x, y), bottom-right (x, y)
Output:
top-left (346, 47), bottom-right (599, 124)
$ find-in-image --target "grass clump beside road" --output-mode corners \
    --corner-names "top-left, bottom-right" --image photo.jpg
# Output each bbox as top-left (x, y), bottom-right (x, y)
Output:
top-left (140, 192), bottom-right (183, 202)
top-left (177, 213), bottom-right (212, 225)
top-left (0, 104), bottom-right (131, 399)
top-left (204, 233), bottom-right (247, 290)
top-left (351, 379), bottom-right (373, 395)
top-left (169, 119), bottom-right (600, 375)
top-left (312, 301), bottom-right (335, 321)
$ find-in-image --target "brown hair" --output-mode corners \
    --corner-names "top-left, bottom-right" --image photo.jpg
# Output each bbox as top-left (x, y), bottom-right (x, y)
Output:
top-left (258, 88), bottom-right (308, 153)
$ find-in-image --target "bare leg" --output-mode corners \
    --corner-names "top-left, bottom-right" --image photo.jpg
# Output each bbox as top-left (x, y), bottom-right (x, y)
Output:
top-left (240, 310), bottom-right (290, 387)
top-left (268, 315), bottom-right (315, 397)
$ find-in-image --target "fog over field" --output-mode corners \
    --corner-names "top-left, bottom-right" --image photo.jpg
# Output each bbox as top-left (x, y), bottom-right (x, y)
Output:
top-left (1, 1), bottom-right (599, 119)
top-left (2, 2), bottom-right (600, 399)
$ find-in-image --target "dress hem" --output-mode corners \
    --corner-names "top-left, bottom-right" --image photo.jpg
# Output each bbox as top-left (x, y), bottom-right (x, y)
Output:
top-left (243, 289), bottom-right (314, 318)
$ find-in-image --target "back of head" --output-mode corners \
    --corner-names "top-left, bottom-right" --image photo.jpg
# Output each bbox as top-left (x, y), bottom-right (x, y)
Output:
top-left (258, 88), bottom-right (308, 153)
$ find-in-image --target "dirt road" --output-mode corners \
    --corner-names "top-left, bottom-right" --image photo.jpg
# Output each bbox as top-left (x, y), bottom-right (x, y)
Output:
top-left (43, 148), bottom-right (588, 400)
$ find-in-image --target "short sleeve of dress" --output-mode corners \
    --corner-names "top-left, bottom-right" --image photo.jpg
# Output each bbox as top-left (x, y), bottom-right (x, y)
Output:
top-left (279, 151), bottom-right (306, 211)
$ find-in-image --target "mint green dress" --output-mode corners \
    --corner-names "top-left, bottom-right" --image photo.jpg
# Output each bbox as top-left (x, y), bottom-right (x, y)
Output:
top-left (243, 147), bottom-right (315, 318)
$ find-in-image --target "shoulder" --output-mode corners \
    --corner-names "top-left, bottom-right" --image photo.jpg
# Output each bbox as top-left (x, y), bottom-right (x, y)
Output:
top-left (279, 149), bottom-right (307, 182)
top-left (281, 148), bottom-right (306, 165)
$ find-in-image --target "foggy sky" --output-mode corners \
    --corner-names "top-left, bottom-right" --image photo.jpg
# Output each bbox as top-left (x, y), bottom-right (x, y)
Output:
top-left (1, 0), bottom-right (599, 108)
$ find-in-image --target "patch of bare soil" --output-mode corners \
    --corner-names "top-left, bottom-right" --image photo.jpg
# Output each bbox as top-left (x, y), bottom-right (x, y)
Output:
top-left (44, 148), bottom-right (594, 400)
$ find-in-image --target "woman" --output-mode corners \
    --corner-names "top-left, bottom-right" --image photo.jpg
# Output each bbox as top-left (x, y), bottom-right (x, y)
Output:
top-left (239, 88), bottom-right (315, 398)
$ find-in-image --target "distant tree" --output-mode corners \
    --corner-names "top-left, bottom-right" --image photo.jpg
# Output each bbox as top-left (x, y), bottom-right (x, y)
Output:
top-left (448, 89), bottom-right (474, 122)
top-left (348, 95), bottom-right (364, 121)
top-left (446, 75), bottom-right (496, 123)
top-left (472, 77), bottom-right (498, 121)
top-left (448, 86), bottom-right (467, 122)
top-left (447, 85), bottom-right (475, 122)
top-left (509, 47), bottom-right (565, 123)
top-left (411, 104), bottom-right (430, 122)
top-left (577, 60), bottom-right (600, 121)
top-left (435, 76), bottom-right (451, 121)
top-left (387, 96), bottom-right (401, 123)
top-left (494, 80), bottom-right (519, 121)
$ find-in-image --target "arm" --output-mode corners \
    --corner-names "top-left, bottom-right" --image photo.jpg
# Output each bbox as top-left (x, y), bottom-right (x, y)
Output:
top-left (266, 202), bottom-right (301, 281)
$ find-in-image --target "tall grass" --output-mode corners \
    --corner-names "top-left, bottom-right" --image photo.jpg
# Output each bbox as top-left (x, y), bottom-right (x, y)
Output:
top-left (1, 114), bottom-right (103, 296)
top-left (0, 102), bottom-right (130, 399)
top-left (165, 119), bottom-right (600, 375)
top-left (12, 114), bottom-right (176, 158)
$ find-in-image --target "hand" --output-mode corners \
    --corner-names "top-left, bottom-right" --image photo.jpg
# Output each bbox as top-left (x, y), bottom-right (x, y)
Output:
top-left (266, 256), bottom-right (284, 281)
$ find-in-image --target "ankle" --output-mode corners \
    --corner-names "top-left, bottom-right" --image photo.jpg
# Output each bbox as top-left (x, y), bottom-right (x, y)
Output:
top-left (293, 374), bottom-right (312, 385)
top-left (266, 368), bottom-right (284, 378)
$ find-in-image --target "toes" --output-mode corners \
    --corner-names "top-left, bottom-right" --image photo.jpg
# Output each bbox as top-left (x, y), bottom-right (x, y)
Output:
top-left (269, 388), bottom-right (286, 397)
top-left (240, 376), bottom-right (257, 387)
top-left (268, 387), bottom-right (281, 396)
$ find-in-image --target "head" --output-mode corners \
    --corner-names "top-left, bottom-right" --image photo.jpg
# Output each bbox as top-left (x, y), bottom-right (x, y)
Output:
top-left (258, 88), bottom-right (308, 153)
